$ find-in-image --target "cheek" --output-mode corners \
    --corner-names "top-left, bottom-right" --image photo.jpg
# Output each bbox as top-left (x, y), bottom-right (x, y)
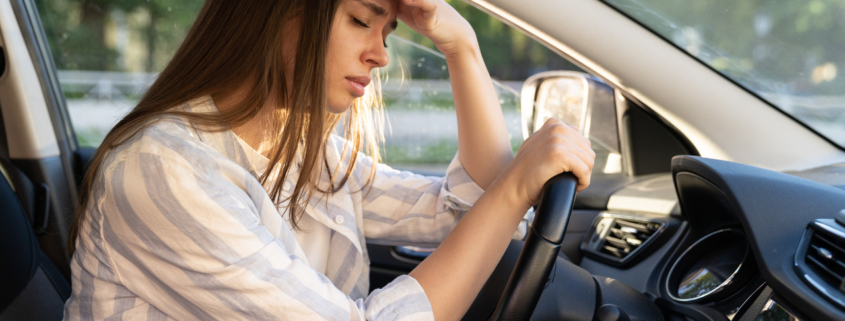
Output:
top-left (326, 93), bottom-right (354, 114)
top-left (324, 36), bottom-right (356, 112)
top-left (327, 20), bottom-right (363, 63)
top-left (324, 54), bottom-right (353, 114)
top-left (325, 68), bottom-right (354, 113)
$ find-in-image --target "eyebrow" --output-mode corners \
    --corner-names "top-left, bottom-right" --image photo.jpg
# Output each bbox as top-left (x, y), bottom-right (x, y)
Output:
top-left (356, 0), bottom-right (398, 30)
top-left (357, 0), bottom-right (386, 15)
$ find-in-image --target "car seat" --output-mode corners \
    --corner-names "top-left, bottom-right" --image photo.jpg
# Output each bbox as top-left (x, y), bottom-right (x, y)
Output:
top-left (0, 157), bottom-right (70, 320)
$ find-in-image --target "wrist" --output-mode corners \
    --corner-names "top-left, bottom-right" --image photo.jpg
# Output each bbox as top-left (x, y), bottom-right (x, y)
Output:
top-left (485, 171), bottom-right (533, 217)
top-left (438, 36), bottom-right (480, 60)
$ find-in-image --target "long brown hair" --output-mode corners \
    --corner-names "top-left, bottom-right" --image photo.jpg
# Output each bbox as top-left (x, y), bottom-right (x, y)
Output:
top-left (68, 0), bottom-right (385, 254)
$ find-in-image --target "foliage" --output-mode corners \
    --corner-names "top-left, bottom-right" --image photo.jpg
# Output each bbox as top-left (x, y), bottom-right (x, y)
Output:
top-left (393, 0), bottom-right (581, 80)
top-left (35, 0), bottom-right (577, 80)
top-left (35, 0), bottom-right (202, 72)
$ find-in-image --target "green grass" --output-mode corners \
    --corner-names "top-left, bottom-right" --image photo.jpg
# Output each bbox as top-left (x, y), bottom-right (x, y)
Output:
top-left (382, 139), bottom-right (458, 164)
top-left (76, 127), bottom-right (106, 148)
top-left (382, 138), bottom-right (523, 165)
top-left (381, 89), bottom-right (520, 112)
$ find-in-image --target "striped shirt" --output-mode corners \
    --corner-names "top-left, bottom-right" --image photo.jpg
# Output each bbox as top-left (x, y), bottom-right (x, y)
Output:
top-left (62, 96), bottom-right (507, 320)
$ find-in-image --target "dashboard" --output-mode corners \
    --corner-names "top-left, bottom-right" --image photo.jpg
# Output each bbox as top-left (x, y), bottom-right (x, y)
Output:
top-left (575, 156), bottom-right (845, 321)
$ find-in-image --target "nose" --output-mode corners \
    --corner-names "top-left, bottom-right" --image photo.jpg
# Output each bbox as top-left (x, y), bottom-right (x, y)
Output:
top-left (363, 36), bottom-right (389, 68)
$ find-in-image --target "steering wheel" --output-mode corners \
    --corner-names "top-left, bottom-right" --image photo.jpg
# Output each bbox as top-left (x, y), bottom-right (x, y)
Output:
top-left (490, 172), bottom-right (579, 321)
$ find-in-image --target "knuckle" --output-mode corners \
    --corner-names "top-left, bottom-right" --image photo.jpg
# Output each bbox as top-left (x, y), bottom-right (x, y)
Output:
top-left (551, 123), bottom-right (568, 133)
top-left (549, 146), bottom-right (568, 160)
top-left (545, 117), bottom-right (564, 127)
top-left (547, 117), bottom-right (563, 124)
top-left (549, 135), bottom-right (569, 145)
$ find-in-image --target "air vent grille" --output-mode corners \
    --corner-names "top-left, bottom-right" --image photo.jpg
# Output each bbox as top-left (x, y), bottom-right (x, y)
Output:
top-left (600, 219), bottom-right (662, 259)
top-left (805, 230), bottom-right (845, 287)
top-left (796, 219), bottom-right (845, 309)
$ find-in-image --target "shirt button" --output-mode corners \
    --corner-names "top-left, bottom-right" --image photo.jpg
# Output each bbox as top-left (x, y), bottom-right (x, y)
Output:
top-left (335, 215), bottom-right (345, 225)
top-left (283, 181), bottom-right (292, 191)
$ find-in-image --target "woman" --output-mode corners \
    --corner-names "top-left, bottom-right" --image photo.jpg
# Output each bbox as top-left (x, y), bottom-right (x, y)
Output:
top-left (63, 0), bottom-right (595, 320)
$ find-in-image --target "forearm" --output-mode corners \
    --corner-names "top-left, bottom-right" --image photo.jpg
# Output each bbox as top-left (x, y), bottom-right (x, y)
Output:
top-left (446, 44), bottom-right (514, 189)
top-left (409, 179), bottom-right (528, 320)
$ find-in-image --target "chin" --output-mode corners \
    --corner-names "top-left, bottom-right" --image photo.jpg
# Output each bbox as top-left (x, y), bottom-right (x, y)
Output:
top-left (326, 95), bottom-right (356, 114)
top-left (326, 101), bottom-right (353, 114)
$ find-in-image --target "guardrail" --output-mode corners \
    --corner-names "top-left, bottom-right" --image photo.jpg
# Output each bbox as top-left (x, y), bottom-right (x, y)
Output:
top-left (57, 70), bottom-right (157, 100)
top-left (56, 70), bottom-right (523, 100)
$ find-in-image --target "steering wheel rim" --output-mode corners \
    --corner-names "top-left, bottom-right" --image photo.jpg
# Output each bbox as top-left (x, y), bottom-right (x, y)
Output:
top-left (489, 172), bottom-right (579, 321)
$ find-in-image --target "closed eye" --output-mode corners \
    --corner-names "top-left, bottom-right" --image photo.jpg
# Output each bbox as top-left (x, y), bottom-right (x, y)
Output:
top-left (352, 17), bottom-right (370, 28)
top-left (353, 17), bottom-right (388, 48)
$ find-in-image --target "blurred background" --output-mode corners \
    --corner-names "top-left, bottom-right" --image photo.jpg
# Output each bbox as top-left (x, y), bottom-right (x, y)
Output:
top-left (34, 0), bottom-right (580, 173)
top-left (35, 0), bottom-right (845, 173)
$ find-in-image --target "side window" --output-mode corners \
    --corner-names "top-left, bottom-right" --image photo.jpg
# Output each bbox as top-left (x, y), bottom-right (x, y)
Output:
top-left (382, 1), bottom-right (584, 175)
top-left (379, 36), bottom-right (523, 175)
top-left (36, 0), bottom-right (601, 178)
top-left (35, 0), bottom-right (203, 147)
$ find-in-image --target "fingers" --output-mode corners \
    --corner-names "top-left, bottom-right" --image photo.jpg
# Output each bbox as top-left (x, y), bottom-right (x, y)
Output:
top-left (566, 140), bottom-right (596, 173)
top-left (540, 117), bottom-right (595, 191)
top-left (396, 4), bottom-right (416, 24)
top-left (549, 137), bottom-right (593, 191)
top-left (543, 118), bottom-right (594, 159)
top-left (402, 0), bottom-right (438, 12)
top-left (555, 146), bottom-right (592, 192)
top-left (398, 0), bottom-right (440, 30)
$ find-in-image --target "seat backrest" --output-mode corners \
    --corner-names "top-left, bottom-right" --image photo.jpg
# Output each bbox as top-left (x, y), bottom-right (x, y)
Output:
top-left (0, 158), bottom-right (70, 320)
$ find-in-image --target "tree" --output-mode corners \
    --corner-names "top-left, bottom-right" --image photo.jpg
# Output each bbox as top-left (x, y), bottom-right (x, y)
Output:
top-left (35, 0), bottom-right (201, 72)
top-left (36, 0), bottom-right (578, 80)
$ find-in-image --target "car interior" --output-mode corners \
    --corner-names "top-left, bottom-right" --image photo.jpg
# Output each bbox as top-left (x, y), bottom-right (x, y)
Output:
top-left (3, 0), bottom-right (845, 320)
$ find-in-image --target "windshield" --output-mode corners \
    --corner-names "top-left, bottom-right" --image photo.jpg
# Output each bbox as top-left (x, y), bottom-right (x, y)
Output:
top-left (602, 0), bottom-right (845, 148)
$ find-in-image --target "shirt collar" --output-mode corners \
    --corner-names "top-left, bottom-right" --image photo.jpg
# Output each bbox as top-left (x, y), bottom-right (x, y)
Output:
top-left (182, 96), bottom-right (363, 254)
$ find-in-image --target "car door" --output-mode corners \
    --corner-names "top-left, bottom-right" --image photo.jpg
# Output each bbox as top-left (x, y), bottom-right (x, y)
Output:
top-left (0, 0), bottom-right (81, 277)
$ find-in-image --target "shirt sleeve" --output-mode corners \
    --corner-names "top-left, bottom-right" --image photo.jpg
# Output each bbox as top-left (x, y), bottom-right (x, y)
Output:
top-left (98, 151), bottom-right (434, 321)
top-left (357, 152), bottom-right (486, 247)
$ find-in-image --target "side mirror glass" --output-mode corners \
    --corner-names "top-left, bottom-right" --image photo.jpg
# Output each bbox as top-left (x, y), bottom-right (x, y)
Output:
top-left (521, 71), bottom-right (622, 173)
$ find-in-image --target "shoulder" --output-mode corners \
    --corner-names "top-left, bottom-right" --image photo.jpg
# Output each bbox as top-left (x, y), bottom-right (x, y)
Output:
top-left (101, 116), bottom-right (226, 179)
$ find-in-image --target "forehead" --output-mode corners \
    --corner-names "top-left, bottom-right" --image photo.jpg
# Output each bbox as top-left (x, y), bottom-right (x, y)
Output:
top-left (346, 0), bottom-right (399, 17)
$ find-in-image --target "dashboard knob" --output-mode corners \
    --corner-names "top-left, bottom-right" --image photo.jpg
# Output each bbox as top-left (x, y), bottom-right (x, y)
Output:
top-left (595, 304), bottom-right (631, 321)
top-left (835, 209), bottom-right (845, 226)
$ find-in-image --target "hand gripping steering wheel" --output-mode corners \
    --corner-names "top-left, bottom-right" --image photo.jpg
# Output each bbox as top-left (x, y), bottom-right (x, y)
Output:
top-left (490, 172), bottom-right (579, 321)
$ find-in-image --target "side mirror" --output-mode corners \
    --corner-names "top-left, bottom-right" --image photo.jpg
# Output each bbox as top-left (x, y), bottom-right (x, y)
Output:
top-left (521, 71), bottom-right (621, 173)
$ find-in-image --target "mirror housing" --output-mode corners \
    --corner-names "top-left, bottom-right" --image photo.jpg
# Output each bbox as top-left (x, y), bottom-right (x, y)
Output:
top-left (521, 71), bottom-right (617, 150)
top-left (521, 71), bottom-right (622, 175)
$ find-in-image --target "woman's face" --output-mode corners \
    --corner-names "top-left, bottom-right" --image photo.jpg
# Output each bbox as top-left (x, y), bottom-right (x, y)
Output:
top-left (325, 0), bottom-right (398, 113)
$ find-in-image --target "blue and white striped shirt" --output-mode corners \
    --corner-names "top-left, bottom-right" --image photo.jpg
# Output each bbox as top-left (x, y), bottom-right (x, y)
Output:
top-left (63, 96), bottom-right (495, 320)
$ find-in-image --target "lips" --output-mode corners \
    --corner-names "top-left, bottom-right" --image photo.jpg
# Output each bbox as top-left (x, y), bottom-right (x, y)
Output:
top-left (345, 76), bottom-right (371, 97)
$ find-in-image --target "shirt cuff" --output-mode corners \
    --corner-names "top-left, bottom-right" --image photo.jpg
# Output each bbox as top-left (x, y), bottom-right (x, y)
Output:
top-left (360, 275), bottom-right (434, 321)
top-left (512, 207), bottom-right (536, 240)
top-left (440, 153), bottom-right (485, 213)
